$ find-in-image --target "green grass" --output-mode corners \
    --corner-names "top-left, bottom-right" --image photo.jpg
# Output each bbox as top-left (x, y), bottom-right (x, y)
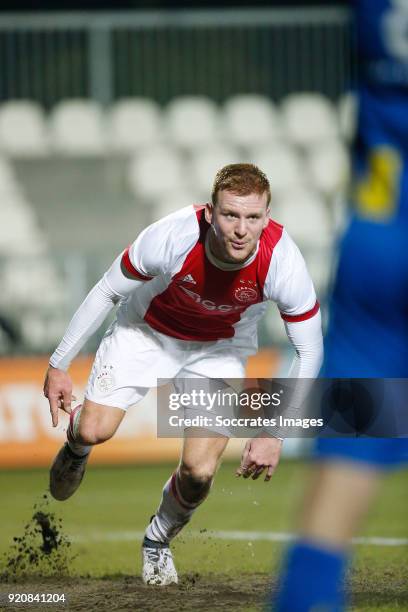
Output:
top-left (0, 460), bottom-right (407, 609)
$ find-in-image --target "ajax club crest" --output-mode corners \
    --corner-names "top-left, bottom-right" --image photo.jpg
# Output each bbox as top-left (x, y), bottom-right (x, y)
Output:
top-left (96, 365), bottom-right (116, 393)
top-left (233, 280), bottom-right (259, 304)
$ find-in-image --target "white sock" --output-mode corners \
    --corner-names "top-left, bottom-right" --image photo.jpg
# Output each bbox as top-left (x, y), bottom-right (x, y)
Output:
top-left (145, 471), bottom-right (202, 544)
top-left (67, 405), bottom-right (91, 457)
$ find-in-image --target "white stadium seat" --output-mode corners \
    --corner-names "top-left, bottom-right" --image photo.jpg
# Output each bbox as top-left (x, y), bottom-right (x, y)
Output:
top-left (1, 202), bottom-right (37, 231)
top-left (164, 96), bottom-right (221, 150)
top-left (281, 93), bottom-right (339, 149)
top-left (189, 144), bottom-right (241, 200)
top-left (0, 157), bottom-right (18, 190)
top-left (20, 315), bottom-right (48, 349)
top-left (108, 98), bottom-right (163, 153)
top-left (306, 247), bottom-right (333, 297)
top-left (249, 144), bottom-right (306, 196)
top-left (0, 205), bottom-right (46, 256)
top-left (223, 94), bottom-right (282, 149)
top-left (0, 101), bottom-right (49, 157)
top-left (332, 193), bottom-right (350, 236)
top-left (338, 92), bottom-right (357, 142)
top-left (50, 99), bottom-right (106, 155)
top-left (273, 187), bottom-right (332, 249)
top-left (154, 190), bottom-right (199, 222)
top-left (306, 140), bottom-right (350, 197)
top-left (128, 145), bottom-right (185, 200)
top-left (21, 314), bottom-right (67, 349)
top-left (2, 258), bottom-right (62, 307)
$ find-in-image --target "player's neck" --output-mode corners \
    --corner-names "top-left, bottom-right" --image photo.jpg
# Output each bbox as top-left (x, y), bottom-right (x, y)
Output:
top-left (205, 231), bottom-right (258, 271)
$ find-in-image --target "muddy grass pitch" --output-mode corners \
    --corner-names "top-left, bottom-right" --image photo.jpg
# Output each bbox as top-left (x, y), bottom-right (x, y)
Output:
top-left (0, 463), bottom-right (407, 611)
top-left (1, 572), bottom-right (408, 611)
top-left (0, 575), bottom-right (268, 611)
top-left (0, 500), bottom-right (268, 610)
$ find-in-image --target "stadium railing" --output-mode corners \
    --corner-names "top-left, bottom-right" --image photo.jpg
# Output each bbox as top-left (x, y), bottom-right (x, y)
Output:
top-left (0, 7), bottom-right (352, 107)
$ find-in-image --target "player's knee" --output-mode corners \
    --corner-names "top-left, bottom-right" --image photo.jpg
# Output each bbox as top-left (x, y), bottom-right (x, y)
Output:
top-left (179, 461), bottom-right (215, 494)
top-left (76, 415), bottom-right (115, 445)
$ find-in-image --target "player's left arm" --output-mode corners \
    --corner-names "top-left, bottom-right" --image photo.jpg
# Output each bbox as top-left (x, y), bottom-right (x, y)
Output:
top-left (236, 435), bottom-right (283, 482)
top-left (274, 229), bottom-right (324, 377)
top-left (236, 231), bottom-right (323, 481)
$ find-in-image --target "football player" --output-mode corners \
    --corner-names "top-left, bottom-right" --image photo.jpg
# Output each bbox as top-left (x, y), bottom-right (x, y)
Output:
top-left (272, 1), bottom-right (408, 609)
top-left (43, 163), bottom-right (323, 585)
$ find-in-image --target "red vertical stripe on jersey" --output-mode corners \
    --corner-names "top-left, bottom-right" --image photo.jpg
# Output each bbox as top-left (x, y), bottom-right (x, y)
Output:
top-left (193, 204), bottom-right (206, 212)
top-left (256, 219), bottom-right (284, 295)
top-left (143, 212), bottom-right (285, 341)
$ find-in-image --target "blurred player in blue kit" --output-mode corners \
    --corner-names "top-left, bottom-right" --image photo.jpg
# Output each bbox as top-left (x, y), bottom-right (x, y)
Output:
top-left (273, 0), bottom-right (408, 609)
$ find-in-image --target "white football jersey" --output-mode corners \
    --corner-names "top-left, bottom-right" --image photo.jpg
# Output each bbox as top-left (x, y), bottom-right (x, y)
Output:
top-left (117, 205), bottom-right (319, 354)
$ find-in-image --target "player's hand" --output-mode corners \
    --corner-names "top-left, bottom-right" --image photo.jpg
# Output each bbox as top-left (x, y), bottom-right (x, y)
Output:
top-left (236, 435), bottom-right (283, 482)
top-left (43, 366), bottom-right (75, 427)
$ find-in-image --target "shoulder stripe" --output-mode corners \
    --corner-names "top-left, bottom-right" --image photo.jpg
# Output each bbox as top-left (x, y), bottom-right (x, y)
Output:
top-left (195, 205), bottom-right (210, 243)
top-left (280, 300), bottom-right (320, 323)
top-left (121, 247), bottom-right (153, 281)
top-left (257, 219), bottom-right (284, 290)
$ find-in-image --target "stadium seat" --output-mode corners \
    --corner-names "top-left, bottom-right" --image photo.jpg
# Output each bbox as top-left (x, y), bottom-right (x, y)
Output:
top-left (306, 247), bottom-right (333, 296)
top-left (2, 260), bottom-right (34, 303)
top-left (2, 258), bottom-right (63, 308)
top-left (20, 314), bottom-right (48, 349)
top-left (332, 193), bottom-right (350, 235)
top-left (338, 91), bottom-right (357, 142)
top-left (281, 93), bottom-right (339, 149)
top-left (306, 140), bottom-right (350, 197)
top-left (154, 190), bottom-right (200, 222)
top-left (50, 99), bottom-right (106, 155)
top-left (108, 98), bottom-right (163, 153)
top-left (273, 187), bottom-right (332, 249)
top-left (0, 157), bottom-right (18, 191)
top-left (189, 144), bottom-right (241, 200)
top-left (1, 202), bottom-right (37, 230)
top-left (223, 95), bottom-right (282, 149)
top-left (0, 101), bottom-right (49, 157)
top-left (20, 312), bottom-right (66, 349)
top-left (0, 203), bottom-right (46, 256)
top-left (249, 144), bottom-right (306, 196)
top-left (164, 96), bottom-right (221, 150)
top-left (128, 145), bottom-right (185, 200)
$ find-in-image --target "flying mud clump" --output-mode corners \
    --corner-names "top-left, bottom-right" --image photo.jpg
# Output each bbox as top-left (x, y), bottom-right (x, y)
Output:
top-left (0, 494), bottom-right (75, 582)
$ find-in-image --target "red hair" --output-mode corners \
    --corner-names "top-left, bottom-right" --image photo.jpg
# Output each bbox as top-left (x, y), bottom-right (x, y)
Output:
top-left (211, 163), bottom-right (271, 206)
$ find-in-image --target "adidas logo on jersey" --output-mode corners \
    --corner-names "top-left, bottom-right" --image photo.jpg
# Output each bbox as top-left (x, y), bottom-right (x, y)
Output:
top-left (181, 274), bottom-right (196, 284)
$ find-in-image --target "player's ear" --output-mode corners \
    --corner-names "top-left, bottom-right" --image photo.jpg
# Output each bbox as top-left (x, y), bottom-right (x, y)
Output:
top-left (205, 202), bottom-right (214, 224)
top-left (263, 206), bottom-right (271, 228)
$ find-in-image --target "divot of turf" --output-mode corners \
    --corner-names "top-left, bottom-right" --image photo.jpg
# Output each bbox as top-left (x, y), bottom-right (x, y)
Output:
top-left (0, 493), bottom-right (75, 582)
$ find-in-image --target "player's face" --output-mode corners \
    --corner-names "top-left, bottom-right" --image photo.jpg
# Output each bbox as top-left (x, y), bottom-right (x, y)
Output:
top-left (205, 190), bottom-right (270, 264)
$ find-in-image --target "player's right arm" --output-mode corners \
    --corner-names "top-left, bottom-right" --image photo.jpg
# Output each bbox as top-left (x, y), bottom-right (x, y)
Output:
top-left (44, 250), bottom-right (147, 426)
top-left (44, 206), bottom-right (195, 426)
top-left (43, 214), bottom-right (171, 427)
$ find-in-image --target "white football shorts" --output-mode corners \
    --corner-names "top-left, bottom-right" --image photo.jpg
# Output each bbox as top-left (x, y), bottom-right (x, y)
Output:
top-left (85, 318), bottom-right (247, 414)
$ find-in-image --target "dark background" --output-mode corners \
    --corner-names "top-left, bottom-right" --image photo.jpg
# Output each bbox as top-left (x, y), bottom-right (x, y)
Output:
top-left (0, 0), bottom-right (350, 12)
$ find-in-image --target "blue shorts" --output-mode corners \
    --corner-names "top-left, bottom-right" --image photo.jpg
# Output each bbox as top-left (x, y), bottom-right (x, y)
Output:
top-left (317, 217), bottom-right (408, 468)
top-left (323, 218), bottom-right (408, 378)
top-left (316, 438), bottom-right (408, 468)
